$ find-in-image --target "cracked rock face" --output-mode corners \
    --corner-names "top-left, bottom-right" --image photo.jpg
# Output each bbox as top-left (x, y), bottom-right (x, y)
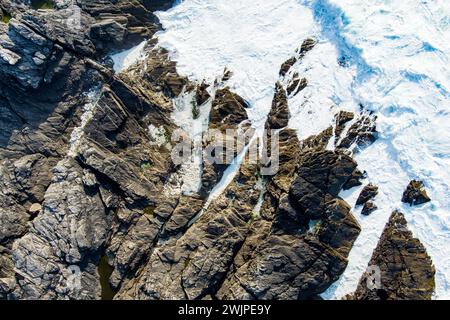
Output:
top-left (217, 147), bottom-right (361, 300)
top-left (0, 1), bottom-right (437, 301)
top-left (356, 183), bottom-right (378, 206)
top-left (401, 180), bottom-right (431, 206)
top-left (200, 87), bottom-right (252, 196)
top-left (266, 82), bottom-right (289, 130)
top-left (116, 150), bottom-right (261, 300)
top-left (349, 211), bottom-right (435, 300)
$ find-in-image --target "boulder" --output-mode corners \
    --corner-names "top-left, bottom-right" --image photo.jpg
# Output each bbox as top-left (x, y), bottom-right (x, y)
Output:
top-left (337, 114), bottom-right (377, 150)
top-left (401, 180), bottom-right (431, 206)
top-left (361, 201), bottom-right (377, 216)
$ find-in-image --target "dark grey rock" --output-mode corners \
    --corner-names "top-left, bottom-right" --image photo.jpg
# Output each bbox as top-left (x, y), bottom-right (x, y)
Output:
top-left (356, 183), bottom-right (378, 206)
top-left (266, 82), bottom-right (290, 129)
top-left (349, 211), bottom-right (435, 300)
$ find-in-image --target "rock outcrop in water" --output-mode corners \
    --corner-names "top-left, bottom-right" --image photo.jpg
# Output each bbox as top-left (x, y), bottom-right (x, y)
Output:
top-left (217, 148), bottom-right (361, 300)
top-left (402, 180), bottom-right (431, 206)
top-left (361, 201), bottom-right (377, 216)
top-left (0, 0), bottom-right (178, 300)
top-left (349, 211), bottom-right (435, 300)
top-left (266, 82), bottom-right (289, 129)
top-left (336, 113), bottom-right (377, 150)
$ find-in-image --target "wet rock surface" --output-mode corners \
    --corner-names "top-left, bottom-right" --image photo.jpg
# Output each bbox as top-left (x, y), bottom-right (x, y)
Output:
top-left (279, 56), bottom-right (297, 77)
top-left (298, 38), bottom-right (316, 56)
top-left (337, 113), bottom-right (377, 150)
top-left (402, 180), bottom-right (431, 206)
top-left (349, 211), bottom-right (435, 300)
top-left (356, 183), bottom-right (378, 206)
top-left (361, 201), bottom-right (377, 216)
top-left (200, 87), bottom-right (251, 196)
top-left (286, 73), bottom-right (307, 97)
top-left (266, 82), bottom-right (289, 129)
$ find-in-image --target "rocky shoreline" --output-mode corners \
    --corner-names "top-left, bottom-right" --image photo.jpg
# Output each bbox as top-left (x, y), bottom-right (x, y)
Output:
top-left (0, 0), bottom-right (436, 300)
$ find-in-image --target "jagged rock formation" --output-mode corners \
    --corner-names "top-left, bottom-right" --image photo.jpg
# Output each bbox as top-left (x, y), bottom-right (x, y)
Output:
top-left (337, 113), bottom-right (377, 150)
top-left (217, 149), bottom-right (361, 299)
top-left (213, 86), bottom-right (363, 299)
top-left (279, 56), bottom-right (296, 77)
top-left (200, 87), bottom-right (252, 196)
top-left (286, 73), bottom-right (307, 97)
top-left (349, 211), bottom-right (435, 300)
top-left (356, 183), bottom-right (379, 216)
top-left (112, 37), bottom-right (367, 300)
top-left (402, 180), bottom-right (431, 206)
top-left (298, 38), bottom-right (316, 56)
top-left (343, 168), bottom-right (365, 190)
top-left (361, 201), bottom-right (377, 216)
top-left (195, 81), bottom-right (210, 106)
top-left (279, 38), bottom-right (316, 77)
top-left (117, 147), bottom-right (261, 300)
top-left (0, 0), bottom-right (179, 300)
top-left (334, 111), bottom-right (354, 141)
top-left (266, 82), bottom-right (289, 129)
top-left (1, 46), bottom-right (187, 299)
